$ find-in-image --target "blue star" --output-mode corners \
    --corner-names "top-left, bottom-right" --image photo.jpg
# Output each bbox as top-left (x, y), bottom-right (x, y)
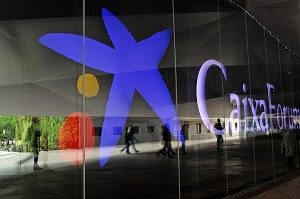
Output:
top-left (39, 8), bottom-right (184, 167)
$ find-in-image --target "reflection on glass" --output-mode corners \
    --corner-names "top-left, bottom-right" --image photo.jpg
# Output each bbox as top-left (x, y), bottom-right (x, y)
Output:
top-left (39, 8), bottom-right (184, 167)
top-left (0, 0), bottom-right (299, 198)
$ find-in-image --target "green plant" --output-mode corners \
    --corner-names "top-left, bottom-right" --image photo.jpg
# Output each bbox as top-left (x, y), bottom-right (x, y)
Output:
top-left (0, 116), bottom-right (18, 139)
top-left (40, 116), bottom-right (66, 150)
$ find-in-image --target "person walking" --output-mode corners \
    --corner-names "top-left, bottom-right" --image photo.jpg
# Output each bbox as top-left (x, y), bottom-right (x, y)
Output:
top-left (120, 124), bottom-right (139, 154)
top-left (157, 124), bottom-right (175, 158)
top-left (181, 124), bottom-right (189, 154)
top-left (214, 118), bottom-right (224, 151)
top-left (29, 117), bottom-right (42, 170)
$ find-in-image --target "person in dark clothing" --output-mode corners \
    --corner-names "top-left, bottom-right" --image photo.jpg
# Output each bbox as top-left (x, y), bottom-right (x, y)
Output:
top-left (29, 117), bottom-right (42, 170)
top-left (120, 124), bottom-right (139, 154)
top-left (181, 124), bottom-right (189, 154)
top-left (157, 124), bottom-right (175, 158)
top-left (281, 117), bottom-right (297, 170)
top-left (214, 118), bottom-right (224, 151)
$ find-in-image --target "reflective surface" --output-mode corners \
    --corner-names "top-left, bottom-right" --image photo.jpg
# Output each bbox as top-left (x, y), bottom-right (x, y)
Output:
top-left (0, 0), bottom-right (299, 199)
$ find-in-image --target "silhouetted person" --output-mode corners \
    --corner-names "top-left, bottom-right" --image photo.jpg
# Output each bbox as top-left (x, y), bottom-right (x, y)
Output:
top-left (29, 117), bottom-right (42, 170)
top-left (181, 124), bottom-right (189, 154)
top-left (214, 118), bottom-right (224, 151)
top-left (157, 124), bottom-right (175, 158)
top-left (121, 124), bottom-right (139, 154)
top-left (281, 117), bottom-right (297, 170)
top-left (41, 132), bottom-right (50, 170)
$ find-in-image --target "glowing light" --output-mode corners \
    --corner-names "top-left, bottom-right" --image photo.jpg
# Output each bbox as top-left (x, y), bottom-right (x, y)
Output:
top-left (196, 59), bottom-right (226, 135)
top-left (39, 8), bottom-right (184, 167)
top-left (196, 60), bottom-right (300, 134)
top-left (77, 74), bottom-right (99, 97)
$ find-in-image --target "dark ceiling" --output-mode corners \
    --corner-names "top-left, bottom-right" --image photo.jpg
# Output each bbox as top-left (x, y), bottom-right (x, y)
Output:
top-left (0, 0), bottom-right (298, 58)
top-left (233, 0), bottom-right (300, 58)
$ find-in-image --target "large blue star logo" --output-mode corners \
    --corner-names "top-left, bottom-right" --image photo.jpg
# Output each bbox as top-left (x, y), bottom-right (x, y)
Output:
top-left (39, 8), bottom-right (184, 167)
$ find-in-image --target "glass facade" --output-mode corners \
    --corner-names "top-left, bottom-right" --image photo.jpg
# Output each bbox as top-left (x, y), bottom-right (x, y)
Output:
top-left (0, 0), bottom-right (299, 198)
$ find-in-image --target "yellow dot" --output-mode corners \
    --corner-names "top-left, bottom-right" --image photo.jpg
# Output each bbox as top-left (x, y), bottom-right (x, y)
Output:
top-left (77, 74), bottom-right (99, 97)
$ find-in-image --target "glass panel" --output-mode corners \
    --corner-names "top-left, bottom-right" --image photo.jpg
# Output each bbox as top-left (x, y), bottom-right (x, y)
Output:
top-left (246, 15), bottom-right (274, 184)
top-left (220, 4), bottom-right (256, 196)
top-left (290, 53), bottom-right (300, 169)
top-left (174, 0), bottom-right (228, 198)
top-left (279, 45), bottom-right (297, 172)
top-left (265, 33), bottom-right (285, 178)
top-left (1, 1), bottom-right (300, 199)
top-left (0, 1), bottom-right (84, 198)
top-left (84, 1), bottom-right (178, 199)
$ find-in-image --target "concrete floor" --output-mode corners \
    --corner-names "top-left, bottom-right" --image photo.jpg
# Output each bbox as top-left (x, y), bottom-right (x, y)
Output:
top-left (0, 134), bottom-right (298, 199)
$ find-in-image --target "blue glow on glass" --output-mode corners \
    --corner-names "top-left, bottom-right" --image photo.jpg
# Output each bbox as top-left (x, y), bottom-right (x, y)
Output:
top-left (197, 60), bottom-right (300, 135)
top-left (196, 59), bottom-right (226, 135)
top-left (243, 84), bottom-right (247, 93)
top-left (39, 8), bottom-right (184, 167)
